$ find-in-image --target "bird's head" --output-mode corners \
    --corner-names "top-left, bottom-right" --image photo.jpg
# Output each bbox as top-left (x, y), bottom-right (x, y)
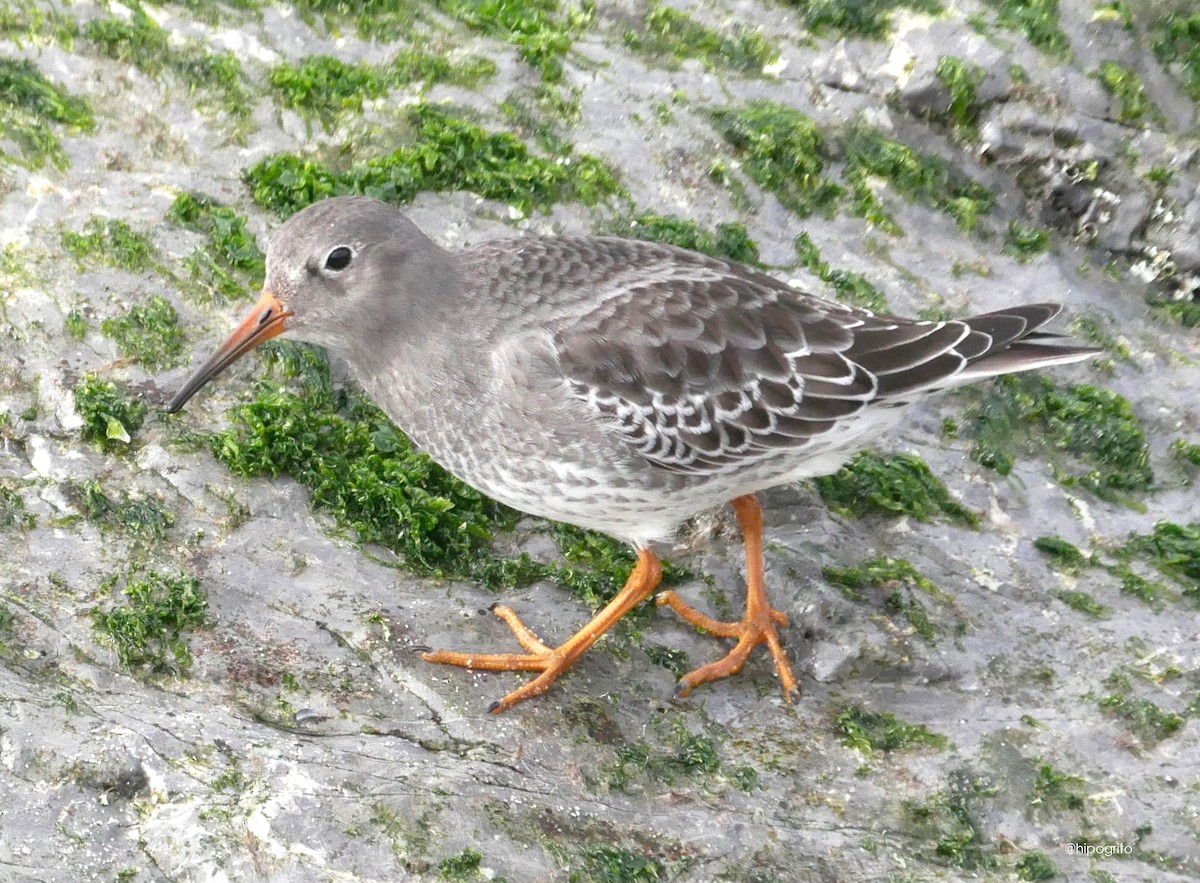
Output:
top-left (166, 196), bottom-right (446, 413)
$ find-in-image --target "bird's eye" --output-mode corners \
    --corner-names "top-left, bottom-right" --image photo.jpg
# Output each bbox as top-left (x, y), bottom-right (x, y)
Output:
top-left (324, 246), bottom-right (353, 271)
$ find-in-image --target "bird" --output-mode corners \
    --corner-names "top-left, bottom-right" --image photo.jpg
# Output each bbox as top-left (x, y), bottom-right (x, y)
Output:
top-left (167, 195), bottom-right (1097, 713)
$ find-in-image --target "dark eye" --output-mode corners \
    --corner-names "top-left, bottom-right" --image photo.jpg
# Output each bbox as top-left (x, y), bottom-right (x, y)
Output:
top-left (324, 246), bottom-right (353, 271)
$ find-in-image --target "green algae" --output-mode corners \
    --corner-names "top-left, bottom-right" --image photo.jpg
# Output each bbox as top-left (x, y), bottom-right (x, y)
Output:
top-left (91, 566), bottom-right (207, 673)
top-left (1148, 292), bottom-right (1200, 330)
top-left (62, 218), bottom-right (156, 273)
top-left (824, 556), bottom-right (947, 644)
top-left (0, 57), bottom-right (95, 170)
top-left (902, 771), bottom-right (998, 871)
top-left (0, 1), bottom-right (80, 45)
top-left (1097, 690), bottom-right (1185, 743)
top-left (1171, 438), bottom-right (1200, 468)
top-left (933, 55), bottom-right (985, 140)
top-left (1120, 521), bottom-right (1200, 601)
top-left (1015, 852), bottom-right (1058, 881)
top-left (167, 192), bottom-right (264, 301)
top-left (1029, 762), bottom-right (1085, 813)
top-left (608, 718), bottom-right (722, 792)
top-left (711, 100), bottom-right (843, 217)
top-left (245, 103), bottom-right (622, 218)
top-left (782, 0), bottom-right (943, 40)
top-left (1096, 62), bottom-right (1161, 125)
top-left (574, 845), bottom-right (663, 882)
top-left (73, 375), bottom-right (147, 450)
top-left (713, 109), bottom-right (994, 234)
top-left (288, 0), bottom-right (419, 42)
top-left (980, 0), bottom-right (1070, 59)
top-left (604, 213), bottom-right (760, 264)
top-left (438, 849), bottom-right (482, 881)
top-left (269, 52), bottom-right (495, 128)
top-left (68, 480), bottom-right (174, 542)
top-left (1066, 315), bottom-right (1134, 365)
top-left (1152, 11), bottom-right (1200, 102)
top-left (0, 483), bottom-right (34, 531)
top-left (64, 310), bottom-right (87, 339)
top-left (1053, 588), bottom-right (1109, 619)
top-left (1032, 536), bottom-right (1092, 574)
top-left (816, 451), bottom-right (979, 527)
top-left (1003, 221), bottom-right (1050, 261)
top-left (841, 127), bottom-right (996, 233)
top-left (101, 295), bottom-right (185, 371)
top-left (1035, 525), bottom-right (1195, 612)
top-left (794, 232), bottom-right (890, 313)
top-left (837, 705), bottom-right (950, 754)
top-left (439, 0), bottom-right (588, 83)
top-left (84, 9), bottom-right (250, 122)
top-left (964, 375), bottom-right (1150, 505)
top-left (624, 3), bottom-right (778, 74)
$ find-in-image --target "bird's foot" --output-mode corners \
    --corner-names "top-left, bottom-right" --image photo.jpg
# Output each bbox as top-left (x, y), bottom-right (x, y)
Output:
top-left (655, 590), bottom-right (800, 703)
top-left (422, 549), bottom-right (664, 714)
top-left (422, 603), bottom-right (585, 713)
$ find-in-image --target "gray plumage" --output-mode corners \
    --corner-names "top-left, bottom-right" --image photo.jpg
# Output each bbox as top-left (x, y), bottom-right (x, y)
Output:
top-left (215, 196), bottom-right (1098, 546)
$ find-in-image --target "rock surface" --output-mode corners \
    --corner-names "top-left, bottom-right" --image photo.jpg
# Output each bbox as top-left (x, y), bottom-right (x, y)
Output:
top-left (1, 1), bottom-right (1198, 881)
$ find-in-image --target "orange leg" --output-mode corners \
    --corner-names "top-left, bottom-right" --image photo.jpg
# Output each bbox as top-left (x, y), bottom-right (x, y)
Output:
top-left (656, 494), bottom-right (800, 702)
top-left (423, 549), bottom-right (663, 713)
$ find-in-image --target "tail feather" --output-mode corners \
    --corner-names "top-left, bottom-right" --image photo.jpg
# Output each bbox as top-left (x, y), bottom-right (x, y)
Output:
top-left (954, 303), bottom-right (1099, 383)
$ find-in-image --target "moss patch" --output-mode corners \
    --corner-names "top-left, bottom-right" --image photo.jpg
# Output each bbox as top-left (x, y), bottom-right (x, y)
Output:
top-left (101, 295), bottom-right (185, 370)
top-left (0, 483), bottom-right (34, 531)
top-left (711, 100), bottom-right (843, 217)
top-left (437, 849), bottom-right (482, 881)
top-left (1034, 524), bottom-right (1197, 612)
top-left (0, 57), bottom-right (95, 170)
top-left (1029, 762), bottom-right (1086, 814)
top-left (603, 213), bottom-right (759, 264)
top-left (166, 192), bottom-right (264, 301)
top-left (608, 718), bottom-right (723, 792)
top-left (794, 232), bottom-right (889, 312)
top-left (245, 103), bottom-right (622, 218)
top-left (824, 556), bottom-right (949, 644)
top-left (269, 52), bottom-right (495, 128)
top-left (901, 770), bottom-right (998, 870)
top-left (73, 375), bottom-right (147, 450)
top-left (438, 0), bottom-right (589, 83)
top-left (1095, 62), bottom-right (1161, 125)
top-left (837, 705), bottom-right (950, 754)
top-left (84, 8), bottom-right (250, 122)
top-left (816, 451), bottom-right (979, 527)
top-left (963, 375), bottom-right (1150, 505)
top-left (1119, 522), bottom-right (1200, 603)
top-left (841, 126), bottom-right (996, 233)
top-left (980, 0), bottom-right (1070, 59)
top-left (1151, 11), bottom-right (1200, 102)
top-left (933, 55), bottom-right (985, 139)
top-left (1015, 851), bottom-right (1059, 881)
top-left (1003, 221), bottom-right (1050, 261)
top-left (782, 0), bottom-right (944, 40)
top-left (624, 3), bottom-right (778, 74)
top-left (62, 218), bottom-right (156, 273)
top-left (91, 567), bottom-right (207, 673)
top-left (68, 481), bottom-right (174, 542)
top-left (712, 108), bottom-right (994, 234)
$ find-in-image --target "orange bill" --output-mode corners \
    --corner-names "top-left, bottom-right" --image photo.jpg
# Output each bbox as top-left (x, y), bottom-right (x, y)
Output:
top-left (166, 290), bottom-right (290, 413)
